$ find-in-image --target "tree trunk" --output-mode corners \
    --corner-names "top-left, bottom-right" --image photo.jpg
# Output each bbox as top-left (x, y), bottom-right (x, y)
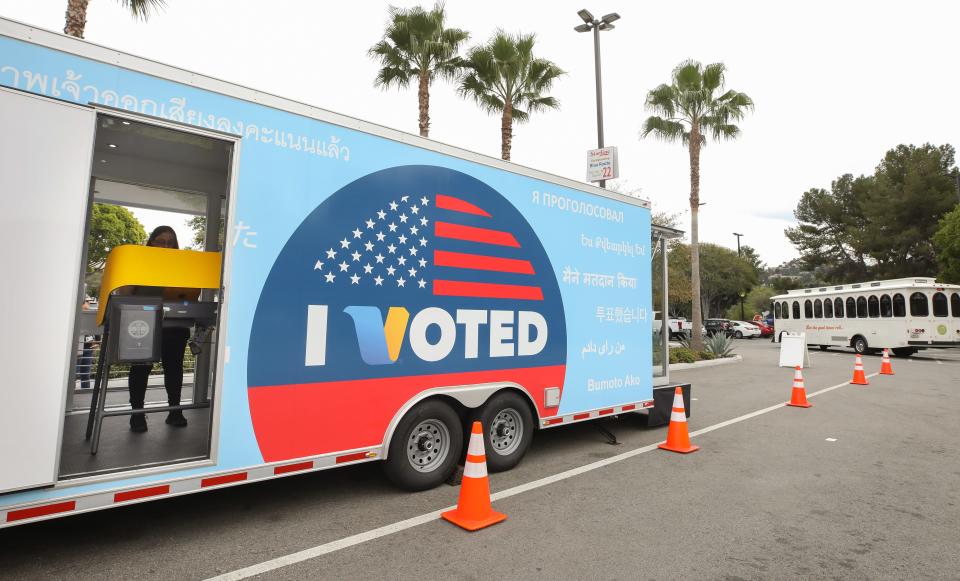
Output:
top-left (64, 0), bottom-right (90, 38)
top-left (417, 69), bottom-right (430, 138)
top-left (688, 121), bottom-right (704, 351)
top-left (501, 101), bottom-right (513, 161)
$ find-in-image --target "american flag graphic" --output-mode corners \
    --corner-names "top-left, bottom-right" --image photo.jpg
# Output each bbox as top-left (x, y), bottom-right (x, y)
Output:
top-left (312, 193), bottom-right (544, 301)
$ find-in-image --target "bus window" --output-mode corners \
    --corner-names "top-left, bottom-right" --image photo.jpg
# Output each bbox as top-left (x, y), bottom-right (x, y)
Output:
top-left (856, 296), bottom-right (867, 318)
top-left (952, 293), bottom-right (960, 317)
top-left (868, 295), bottom-right (880, 318)
top-left (910, 292), bottom-right (929, 316)
top-left (814, 299), bottom-right (823, 318)
top-left (783, 302), bottom-right (790, 319)
top-left (932, 292), bottom-right (948, 317)
top-left (846, 297), bottom-right (856, 318)
top-left (824, 298), bottom-right (833, 318)
top-left (834, 298), bottom-right (844, 317)
top-left (792, 301), bottom-right (800, 319)
top-left (893, 293), bottom-right (906, 317)
top-left (804, 300), bottom-right (813, 318)
top-left (880, 294), bottom-right (892, 317)
top-left (774, 302), bottom-right (781, 319)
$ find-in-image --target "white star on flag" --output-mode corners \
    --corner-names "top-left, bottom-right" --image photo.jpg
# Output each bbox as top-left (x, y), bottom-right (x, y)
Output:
top-left (386, 265), bottom-right (396, 275)
top-left (410, 205), bottom-right (419, 214)
top-left (374, 275), bottom-right (384, 286)
top-left (324, 272), bottom-right (335, 283)
top-left (365, 219), bottom-right (375, 229)
top-left (352, 228), bottom-right (362, 239)
top-left (375, 253), bottom-right (385, 263)
top-left (420, 217), bottom-right (428, 226)
top-left (339, 261), bottom-right (349, 272)
top-left (397, 277), bottom-right (406, 287)
top-left (388, 222), bottom-right (398, 232)
top-left (399, 214), bottom-right (408, 223)
top-left (397, 256), bottom-right (407, 266)
top-left (351, 250), bottom-right (361, 262)
top-left (326, 248), bottom-right (337, 259)
top-left (408, 267), bottom-right (417, 277)
top-left (401, 195), bottom-right (409, 202)
top-left (364, 241), bottom-right (374, 251)
top-left (387, 244), bottom-right (397, 254)
top-left (363, 263), bottom-right (373, 274)
top-left (389, 201), bottom-right (398, 211)
top-left (420, 196), bottom-right (429, 206)
top-left (376, 231), bottom-right (386, 242)
top-left (418, 258), bottom-right (427, 267)
top-left (314, 260), bottom-right (323, 270)
top-left (350, 273), bottom-right (360, 284)
top-left (418, 279), bottom-right (427, 288)
top-left (410, 225), bottom-right (419, 235)
top-left (398, 234), bottom-right (407, 245)
top-left (339, 238), bottom-right (350, 249)
top-left (377, 210), bottom-right (386, 220)
top-left (419, 237), bottom-right (428, 246)
top-left (409, 247), bottom-right (418, 256)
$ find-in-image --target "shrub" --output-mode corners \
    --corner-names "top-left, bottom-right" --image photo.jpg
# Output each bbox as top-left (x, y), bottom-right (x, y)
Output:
top-left (705, 333), bottom-right (735, 358)
top-left (670, 347), bottom-right (698, 364)
top-left (699, 351), bottom-right (716, 360)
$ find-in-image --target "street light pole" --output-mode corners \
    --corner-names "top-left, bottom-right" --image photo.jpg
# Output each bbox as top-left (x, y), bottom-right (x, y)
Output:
top-left (575, 9), bottom-right (619, 189)
top-left (733, 232), bottom-right (745, 320)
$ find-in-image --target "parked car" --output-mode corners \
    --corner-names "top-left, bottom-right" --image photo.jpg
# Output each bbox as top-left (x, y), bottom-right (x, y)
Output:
top-left (730, 321), bottom-right (762, 339)
top-left (751, 319), bottom-right (774, 337)
top-left (654, 312), bottom-right (692, 340)
top-left (704, 318), bottom-right (734, 337)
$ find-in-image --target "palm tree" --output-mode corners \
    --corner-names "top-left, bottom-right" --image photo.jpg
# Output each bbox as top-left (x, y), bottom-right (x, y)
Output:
top-left (64, 0), bottom-right (166, 38)
top-left (368, 4), bottom-right (469, 138)
top-left (459, 31), bottom-right (564, 161)
top-left (640, 60), bottom-right (753, 350)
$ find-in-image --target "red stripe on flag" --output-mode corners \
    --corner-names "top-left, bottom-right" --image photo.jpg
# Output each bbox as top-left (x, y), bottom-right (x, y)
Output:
top-left (433, 280), bottom-right (543, 300)
top-left (114, 485), bottom-right (169, 503)
top-left (436, 194), bottom-right (491, 217)
top-left (435, 221), bottom-right (520, 248)
top-left (433, 250), bottom-right (535, 274)
top-left (201, 472), bottom-right (248, 488)
top-left (7, 501), bottom-right (76, 522)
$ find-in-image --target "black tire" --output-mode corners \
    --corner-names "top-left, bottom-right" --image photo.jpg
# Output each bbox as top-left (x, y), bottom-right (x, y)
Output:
top-left (892, 347), bottom-right (916, 358)
top-left (384, 399), bottom-right (463, 491)
top-left (734, 331), bottom-right (743, 339)
top-left (475, 391), bottom-right (534, 473)
top-left (818, 345), bottom-right (829, 351)
top-left (852, 336), bottom-right (868, 355)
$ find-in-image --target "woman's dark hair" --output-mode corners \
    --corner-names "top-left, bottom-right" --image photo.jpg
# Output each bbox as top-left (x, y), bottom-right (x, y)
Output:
top-left (146, 225), bottom-right (179, 249)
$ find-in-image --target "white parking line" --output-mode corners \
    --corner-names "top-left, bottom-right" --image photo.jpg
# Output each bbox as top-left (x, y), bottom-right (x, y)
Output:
top-left (205, 373), bottom-right (878, 581)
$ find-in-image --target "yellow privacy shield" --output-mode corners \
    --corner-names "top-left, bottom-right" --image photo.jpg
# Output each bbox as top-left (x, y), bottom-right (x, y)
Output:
top-left (96, 245), bottom-right (222, 325)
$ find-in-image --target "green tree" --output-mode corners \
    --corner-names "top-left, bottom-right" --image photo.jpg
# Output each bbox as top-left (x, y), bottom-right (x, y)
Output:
top-left (64, 0), bottom-right (165, 38)
top-left (861, 144), bottom-right (957, 278)
top-left (460, 31), bottom-right (564, 161)
top-left (640, 60), bottom-right (754, 349)
top-left (698, 243), bottom-right (758, 318)
top-left (368, 3), bottom-right (469, 138)
top-left (934, 205), bottom-right (960, 283)
top-left (87, 203), bottom-right (146, 273)
top-left (739, 245), bottom-right (764, 277)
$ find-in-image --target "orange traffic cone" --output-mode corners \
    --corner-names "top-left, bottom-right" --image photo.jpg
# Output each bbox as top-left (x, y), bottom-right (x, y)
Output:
top-left (658, 386), bottom-right (699, 454)
top-left (441, 421), bottom-right (507, 531)
top-left (786, 365), bottom-right (812, 408)
top-left (880, 349), bottom-right (895, 375)
top-left (851, 354), bottom-right (869, 385)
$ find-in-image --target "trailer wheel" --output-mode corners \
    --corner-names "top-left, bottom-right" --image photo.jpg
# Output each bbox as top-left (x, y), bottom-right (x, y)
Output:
top-left (852, 336), bottom-right (869, 355)
top-left (892, 347), bottom-right (916, 358)
top-left (384, 399), bottom-right (463, 491)
top-left (476, 391), bottom-right (534, 473)
top-left (819, 345), bottom-right (829, 351)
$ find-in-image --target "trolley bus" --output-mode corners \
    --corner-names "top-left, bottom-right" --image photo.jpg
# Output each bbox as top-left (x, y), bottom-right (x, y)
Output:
top-left (771, 278), bottom-right (960, 356)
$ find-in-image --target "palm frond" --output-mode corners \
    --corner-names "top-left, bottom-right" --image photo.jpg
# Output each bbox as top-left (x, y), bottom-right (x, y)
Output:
top-left (641, 116), bottom-right (687, 144)
top-left (119, 0), bottom-right (166, 20)
top-left (701, 62), bottom-right (726, 91)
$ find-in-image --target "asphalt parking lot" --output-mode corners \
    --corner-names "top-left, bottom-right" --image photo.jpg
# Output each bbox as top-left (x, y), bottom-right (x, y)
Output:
top-left (2, 340), bottom-right (958, 580)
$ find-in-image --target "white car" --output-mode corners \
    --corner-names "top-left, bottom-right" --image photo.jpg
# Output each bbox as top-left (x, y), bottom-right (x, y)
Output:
top-left (730, 321), bottom-right (761, 339)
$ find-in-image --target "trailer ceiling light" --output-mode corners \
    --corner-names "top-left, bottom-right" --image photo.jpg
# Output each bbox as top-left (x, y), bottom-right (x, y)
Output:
top-left (107, 143), bottom-right (117, 148)
top-left (121, 120), bottom-right (131, 125)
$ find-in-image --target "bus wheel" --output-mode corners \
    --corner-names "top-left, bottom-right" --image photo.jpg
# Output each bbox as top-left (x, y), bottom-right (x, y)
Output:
top-left (385, 399), bottom-right (463, 491)
top-left (892, 347), bottom-right (916, 358)
top-left (852, 336), bottom-right (869, 355)
top-left (475, 391), bottom-right (534, 473)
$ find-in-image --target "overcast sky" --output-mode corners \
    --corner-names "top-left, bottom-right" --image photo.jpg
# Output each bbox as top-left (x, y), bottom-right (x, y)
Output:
top-left (2, 1), bottom-right (958, 266)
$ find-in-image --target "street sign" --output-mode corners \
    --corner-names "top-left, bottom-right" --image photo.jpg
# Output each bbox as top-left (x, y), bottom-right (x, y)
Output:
top-left (586, 146), bottom-right (619, 183)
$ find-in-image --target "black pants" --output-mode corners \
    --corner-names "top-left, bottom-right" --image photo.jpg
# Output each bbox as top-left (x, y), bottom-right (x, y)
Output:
top-left (128, 327), bottom-right (190, 410)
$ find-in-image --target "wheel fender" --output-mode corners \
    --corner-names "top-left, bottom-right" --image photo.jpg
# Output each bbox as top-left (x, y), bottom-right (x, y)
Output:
top-left (380, 382), bottom-right (539, 461)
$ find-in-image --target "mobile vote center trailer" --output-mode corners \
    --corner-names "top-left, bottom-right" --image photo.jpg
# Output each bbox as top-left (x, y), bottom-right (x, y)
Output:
top-left (0, 17), bottom-right (685, 528)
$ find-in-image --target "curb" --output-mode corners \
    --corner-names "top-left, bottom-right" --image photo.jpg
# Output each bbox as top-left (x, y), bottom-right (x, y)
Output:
top-left (670, 354), bottom-right (743, 372)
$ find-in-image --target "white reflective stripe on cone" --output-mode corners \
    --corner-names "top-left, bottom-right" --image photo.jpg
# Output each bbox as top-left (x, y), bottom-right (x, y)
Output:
top-left (463, 460), bottom-right (488, 479)
top-left (672, 392), bottom-right (684, 410)
top-left (467, 433), bottom-right (485, 456)
top-left (670, 410), bottom-right (687, 423)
